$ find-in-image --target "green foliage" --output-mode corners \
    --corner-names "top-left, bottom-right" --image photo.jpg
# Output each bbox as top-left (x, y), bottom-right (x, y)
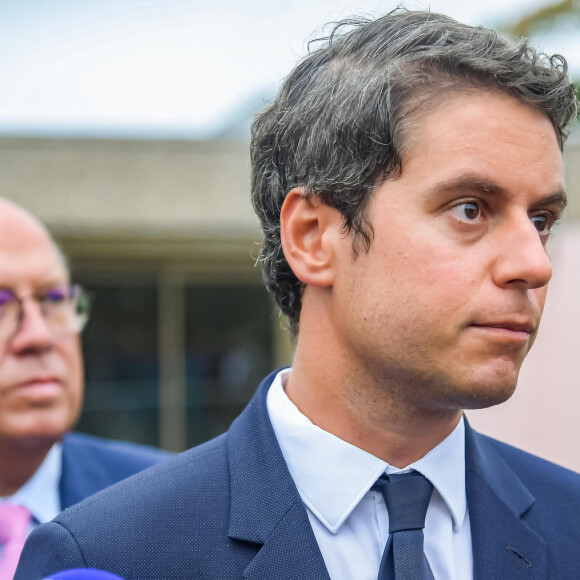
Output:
top-left (509, 0), bottom-right (576, 38)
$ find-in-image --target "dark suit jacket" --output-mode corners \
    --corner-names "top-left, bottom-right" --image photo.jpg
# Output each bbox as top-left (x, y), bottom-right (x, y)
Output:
top-left (15, 371), bottom-right (580, 579)
top-left (59, 432), bottom-right (172, 509)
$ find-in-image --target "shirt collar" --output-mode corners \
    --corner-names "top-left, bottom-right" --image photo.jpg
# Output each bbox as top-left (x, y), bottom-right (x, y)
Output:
top-left (267, 369), bottom-right (466, 534)
top-left (1, 443), bottom-right (62, 523)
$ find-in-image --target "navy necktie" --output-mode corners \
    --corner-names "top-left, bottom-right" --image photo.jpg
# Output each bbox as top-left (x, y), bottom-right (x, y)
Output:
top-left (372, 471), bottom-right (435, 580)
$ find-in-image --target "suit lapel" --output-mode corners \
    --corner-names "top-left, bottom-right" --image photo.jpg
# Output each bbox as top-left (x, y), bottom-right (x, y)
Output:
top-left (59, 434), bottom-right (120, 509)
top-left (59, 434), bottom-right (96, 508)
top-left (241, 500), bottom-right (330, 580)
top-left (226, 371), bottom-right (330, 580)
top-left (465, 421), bottom-right (549, 580)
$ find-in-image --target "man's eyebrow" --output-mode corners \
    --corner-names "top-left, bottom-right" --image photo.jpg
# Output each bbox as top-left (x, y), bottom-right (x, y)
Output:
top-left (533, 191), bottom-right (568, 210)
top-left (428, 176), bottom-right (504, 196)
top-left (428, 175), bottom-right (567, 208)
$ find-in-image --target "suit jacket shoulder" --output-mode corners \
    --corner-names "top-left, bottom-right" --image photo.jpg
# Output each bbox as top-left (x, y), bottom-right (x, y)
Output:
top-left (18, 434), bottom-right (264, 579)
top-left (468, 427), bottom-right (580, 513)
top-left (481, 432), bottom-right (580, 490)
top-left (60, 432), bottom-right (173, 508)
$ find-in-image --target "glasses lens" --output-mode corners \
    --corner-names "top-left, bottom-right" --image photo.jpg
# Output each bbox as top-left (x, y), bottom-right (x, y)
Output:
top-left (72, 285), bottom-right (91, 331)
top-left (42, 285), bottom-right (91, 333)
top-left (0, 289), bottom-right (18, 338)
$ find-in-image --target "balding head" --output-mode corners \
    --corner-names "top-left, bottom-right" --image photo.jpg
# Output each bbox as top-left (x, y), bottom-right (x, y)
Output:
top-left (0, 198), bottom-right (65, 269)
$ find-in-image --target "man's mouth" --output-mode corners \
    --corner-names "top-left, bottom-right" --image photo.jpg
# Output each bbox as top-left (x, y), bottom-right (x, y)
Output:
top-left (19, 375), bottom-right (60, 386)
top-left (13, 376), bottom-right (62, 400)
top-left (469, 321), bottom-right (535, 342)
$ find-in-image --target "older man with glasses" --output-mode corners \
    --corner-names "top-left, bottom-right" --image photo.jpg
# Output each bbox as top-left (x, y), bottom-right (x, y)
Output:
top-left (0, 198), bottom-right (170, 579)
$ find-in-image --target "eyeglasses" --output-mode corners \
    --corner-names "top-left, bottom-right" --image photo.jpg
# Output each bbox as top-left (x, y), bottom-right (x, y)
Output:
top-left (0, 284), bottom-right (91, 340)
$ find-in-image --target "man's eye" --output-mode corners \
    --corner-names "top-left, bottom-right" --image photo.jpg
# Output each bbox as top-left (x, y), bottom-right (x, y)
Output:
top-left (0, 289), bottom-right (15, 306)
top-left (450, 202), bottom-right (481, 222)
top-left (530, 214), bottom-right (551, 235)
top-left (44, 288), bottom-right (67, 303)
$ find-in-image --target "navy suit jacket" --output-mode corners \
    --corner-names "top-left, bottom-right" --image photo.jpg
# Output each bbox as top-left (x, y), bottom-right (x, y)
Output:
top-left (16, 371), bottom-right (580, 579)
top-left (59, 432), bottom-right (172, 509)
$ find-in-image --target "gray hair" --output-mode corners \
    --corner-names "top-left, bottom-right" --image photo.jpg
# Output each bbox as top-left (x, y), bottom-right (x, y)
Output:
top-left (251, 8), bottom-right (578, 336)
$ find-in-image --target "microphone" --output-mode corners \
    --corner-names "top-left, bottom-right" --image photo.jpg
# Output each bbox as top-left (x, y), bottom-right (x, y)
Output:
top-left (43, 570), bottom-right (125, 580)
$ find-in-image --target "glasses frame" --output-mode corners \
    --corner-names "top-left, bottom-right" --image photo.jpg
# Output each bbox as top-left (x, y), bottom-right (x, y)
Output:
top-left (0, 283), bottom-right (91, 340)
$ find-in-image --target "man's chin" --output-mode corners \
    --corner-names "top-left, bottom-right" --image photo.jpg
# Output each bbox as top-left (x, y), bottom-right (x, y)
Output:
top-left (438, 356), bottom-right (523, 410)
top-left (444, 371), bottom-right (520, 410)
top-left (456, 384), bottom-right (518, 410)
top-left (3, 412), bottom-right (72, 448)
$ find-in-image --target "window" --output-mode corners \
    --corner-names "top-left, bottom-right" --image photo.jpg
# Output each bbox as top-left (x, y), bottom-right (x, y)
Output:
top-left (75, 269), bottom-right (277, 451)
top-left (185, 284), bottom-right (273, 446)
top-left (77, 282), bottom-right (160, 446)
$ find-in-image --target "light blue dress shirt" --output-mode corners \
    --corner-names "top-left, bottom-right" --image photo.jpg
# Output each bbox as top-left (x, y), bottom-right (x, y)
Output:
top-left (0, 443), bottom-right (62, 529)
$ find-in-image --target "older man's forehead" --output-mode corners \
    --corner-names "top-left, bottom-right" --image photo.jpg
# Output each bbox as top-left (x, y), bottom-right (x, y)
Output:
top-left (0, 198), bottom-right (51, 241)
top-left (0, 248), bottom-right (69, 289)
top-left (0, 200), bottom-right (69, 285)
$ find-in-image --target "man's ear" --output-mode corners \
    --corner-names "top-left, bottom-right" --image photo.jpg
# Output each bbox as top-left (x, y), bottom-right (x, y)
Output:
top-left (280, 188), bottom-right (343, 287)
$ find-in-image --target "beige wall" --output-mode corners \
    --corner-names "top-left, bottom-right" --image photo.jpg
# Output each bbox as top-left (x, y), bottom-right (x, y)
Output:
top-left (0, 137), bottom-right (255, 234)
top-left (0, 136), bottom-right (261, 270)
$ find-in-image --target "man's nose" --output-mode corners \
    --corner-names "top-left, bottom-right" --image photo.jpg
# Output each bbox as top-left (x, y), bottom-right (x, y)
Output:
top-left (10, 301), bottom-right (54, 353)
top-left (491, 216), bottom-right (553, 290)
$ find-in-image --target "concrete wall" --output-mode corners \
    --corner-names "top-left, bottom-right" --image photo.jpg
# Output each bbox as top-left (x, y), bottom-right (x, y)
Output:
top-left (0, 136), bottom-right (260, 268)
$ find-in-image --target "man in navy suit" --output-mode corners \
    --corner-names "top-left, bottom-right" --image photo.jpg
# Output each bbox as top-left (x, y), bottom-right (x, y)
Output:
top-left (16, 9), bottom-right (580, 580)
top-left (0, 198), bottom-right (169, 577)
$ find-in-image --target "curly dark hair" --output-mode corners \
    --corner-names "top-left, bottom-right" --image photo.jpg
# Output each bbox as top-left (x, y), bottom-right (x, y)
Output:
top-left (251, 8), bottom-right (578, 336)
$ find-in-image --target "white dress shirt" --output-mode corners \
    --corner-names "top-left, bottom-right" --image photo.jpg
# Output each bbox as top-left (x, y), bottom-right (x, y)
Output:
top-left (267, 368), bottom-right (473, 580)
